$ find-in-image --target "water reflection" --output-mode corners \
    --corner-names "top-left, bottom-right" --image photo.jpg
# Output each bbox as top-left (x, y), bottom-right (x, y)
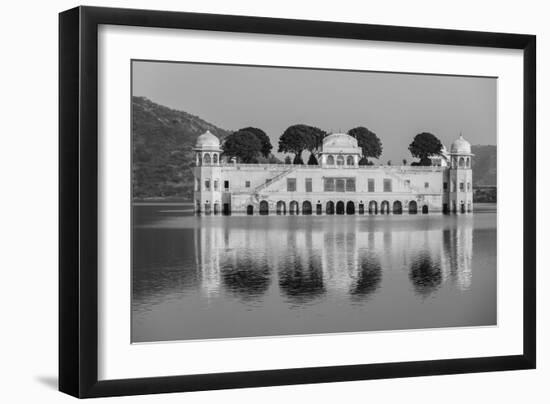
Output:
top-left (350, 252), bottom-right (382, 300)
top-left (279, 256), bottom-right (325, 305)
top-left (221, 257), bottom-right (271, 302)
top-left (409, 253), bottom-right (442, 297)
top-left (132, 207), bottom-right (492, 341)
top-left (189, 217), bottom-right (474, 302)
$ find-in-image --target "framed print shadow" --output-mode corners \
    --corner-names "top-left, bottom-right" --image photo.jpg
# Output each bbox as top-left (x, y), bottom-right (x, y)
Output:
top-left (59, 6), bottom-right (536, 398)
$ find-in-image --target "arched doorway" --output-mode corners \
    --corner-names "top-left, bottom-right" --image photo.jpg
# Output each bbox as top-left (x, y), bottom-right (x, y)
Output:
top-left (289, 201), bottom-right (299, 215)
top-left (326, 201), bottom-right (335, 215)
top-left (408, 201), bottom-right (418, 214)
top-left (346, 201), bottom-right (355, 214)
top-left (336, 201), bottom-right (345, 214)
top-left (460, 201), bottom-right (465, 214)
top-left (259, 200), bottom-right (269, 215)
top-left (246, 205), bottom-right (254, 215)
top-left (393, 201), bottom-right (403, 214)
top-left (276, 201), bottom-right (286, 215)
top-left (422, 205), bottom-right (429, 214)
top-left (380, 201), bottom-right (390, 214)
top-left (358, 203), bottom-right (365, 214)
top-left (302, 201), bottom-right (312, 215)
top-left (368, 201), bottom-right (378, 215)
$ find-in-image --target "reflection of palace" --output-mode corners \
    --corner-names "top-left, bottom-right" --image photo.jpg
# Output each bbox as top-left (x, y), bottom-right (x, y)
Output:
top-left (194, 219), bottom-right (474, 301)
top-left (193, 131), bottom-right (474, 216)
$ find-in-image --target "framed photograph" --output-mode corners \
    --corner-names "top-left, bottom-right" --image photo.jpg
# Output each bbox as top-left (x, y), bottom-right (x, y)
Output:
top-left (59, 6), bottom-right (536, 398)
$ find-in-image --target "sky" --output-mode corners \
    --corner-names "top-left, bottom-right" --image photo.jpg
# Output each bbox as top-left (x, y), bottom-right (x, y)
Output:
top-left (132, 60), bottom-right (497, 163)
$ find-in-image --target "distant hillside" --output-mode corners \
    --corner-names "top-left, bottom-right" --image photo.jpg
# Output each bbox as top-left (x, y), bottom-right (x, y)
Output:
top-left (132, 96), bottom-right (231, 200)
top-left (471, 145), bottom-right (497, 186)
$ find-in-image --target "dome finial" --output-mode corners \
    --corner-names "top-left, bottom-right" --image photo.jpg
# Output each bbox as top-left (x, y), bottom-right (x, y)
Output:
top-left (450, 133), bottom-right (471, 154)
top-left (194, 129), bottom-right (221, 150)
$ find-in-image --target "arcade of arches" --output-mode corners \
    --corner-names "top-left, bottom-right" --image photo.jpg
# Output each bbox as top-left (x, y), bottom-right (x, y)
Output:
top-left (244, 200), bottom-right (431, 215)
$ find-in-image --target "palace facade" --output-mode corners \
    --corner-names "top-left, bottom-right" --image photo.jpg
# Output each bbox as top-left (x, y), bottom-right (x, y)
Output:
top-left (192, 131), bottom-right (473, 215)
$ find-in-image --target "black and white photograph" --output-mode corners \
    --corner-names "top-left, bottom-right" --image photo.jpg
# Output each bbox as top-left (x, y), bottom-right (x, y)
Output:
top-left (131, 60), bottom-right (497, 343)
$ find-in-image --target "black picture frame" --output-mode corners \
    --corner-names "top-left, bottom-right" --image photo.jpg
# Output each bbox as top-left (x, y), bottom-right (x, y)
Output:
top-left (59, 5), bottom-right (536, 398)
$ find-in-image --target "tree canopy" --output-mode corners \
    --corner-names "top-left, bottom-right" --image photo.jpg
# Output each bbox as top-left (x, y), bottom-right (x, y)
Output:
top-left (278, 124), bottom-right (327, 161)
top-left (408, 132), bottom-right (443, 166)
top-left (293, 154), bottom-right (304, 165)
top-left (347, 127), bottom-right (382, 163)
top-left (222, 130), bottom-right (262, 163)
top-left (307, 153), bottom-right (319, 165)
top-left (238, 126), bottom-right (273, 158)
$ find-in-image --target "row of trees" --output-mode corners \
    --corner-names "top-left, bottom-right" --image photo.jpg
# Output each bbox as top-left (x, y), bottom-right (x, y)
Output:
top-left (221, 124), bottom-right (443, 166)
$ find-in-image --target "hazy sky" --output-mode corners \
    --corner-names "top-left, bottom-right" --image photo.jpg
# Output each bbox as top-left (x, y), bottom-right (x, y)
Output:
top-left (132, 60), bottom-right (496, 162)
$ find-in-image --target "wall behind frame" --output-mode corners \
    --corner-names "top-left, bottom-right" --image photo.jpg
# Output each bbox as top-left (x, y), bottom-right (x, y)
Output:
top-left (0, 0), bottom-right (546, 403)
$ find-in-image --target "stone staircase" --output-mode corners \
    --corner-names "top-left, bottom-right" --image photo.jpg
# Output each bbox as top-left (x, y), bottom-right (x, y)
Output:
top-left (253, 166), bottom-right (298, 199)
top-left (381, 167), bottom-right (424, 194)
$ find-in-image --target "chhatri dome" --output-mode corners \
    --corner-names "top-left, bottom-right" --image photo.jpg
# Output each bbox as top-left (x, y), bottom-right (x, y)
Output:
top-left (322, 133), bottom-right (361, 154)
top-left (194, 130), bottom-right (221, 150)
top-left (450, 134), bottom-right (472, 154)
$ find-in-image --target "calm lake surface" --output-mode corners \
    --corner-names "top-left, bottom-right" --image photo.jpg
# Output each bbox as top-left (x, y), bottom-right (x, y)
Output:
top-left (132, 203), bottom-right (497, 343)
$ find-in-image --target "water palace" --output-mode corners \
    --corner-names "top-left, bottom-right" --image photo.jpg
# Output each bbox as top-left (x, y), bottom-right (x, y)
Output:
top-left (192, 131), bottom-right (474, 215)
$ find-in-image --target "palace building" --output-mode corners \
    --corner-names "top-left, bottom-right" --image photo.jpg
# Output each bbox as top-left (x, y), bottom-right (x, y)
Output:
top-left (192, 131), bottom-right (473, 215)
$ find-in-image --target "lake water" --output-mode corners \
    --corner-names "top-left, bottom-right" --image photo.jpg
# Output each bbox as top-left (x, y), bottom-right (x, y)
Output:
top-left (132, 204), bottom-right (497, 343)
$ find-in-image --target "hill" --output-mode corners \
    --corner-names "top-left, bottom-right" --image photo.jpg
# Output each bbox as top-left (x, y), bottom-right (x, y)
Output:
top-left (471, 145), bottom-right (497, 186)
top-left (132, 96), bottom-right (231, 200)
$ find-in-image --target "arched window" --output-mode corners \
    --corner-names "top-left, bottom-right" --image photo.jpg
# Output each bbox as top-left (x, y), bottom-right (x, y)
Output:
top-left (259, 200), bottom-right (269, 215)
top-left (203, 153), bottom-right (211, 165)
top-left (302, 201), bottom-right (312, 215)
top-left (336, 201), bottom-right (345, 214)
top-left (408, 200), bottom-right (418, 214)
top-left (393, 201), bottom-right (403, 214)
top-left (346, 201), bottom-right (355, 214)
top-left (336, 155), bottom-right (345, 166)
top-left (327, 155), bottom-right (335, 165)
top-left (326, 201), bottom-right (335, 215)
top-left (213, 153), bottom-right (218, 164)
top-left (368, 201), bottom-right (378, 215)
top-left (466, 157), bottom-right (470, 167)
top-left (289, 201), bottom-right (299, 215)
top-left (276, 201), bottom-right (286, 215)
top-left (459, 157), bottom-right (465, 168)
top-left (346, 156), bottom-right (354, 166)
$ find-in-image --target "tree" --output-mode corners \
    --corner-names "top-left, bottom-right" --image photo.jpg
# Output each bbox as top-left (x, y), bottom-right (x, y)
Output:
top-left (408, 132), bottom-right (443, 166)
top-left (387, 160), bottom-right (392, 166)
top-left (348, 127), bottom-right (382, 164)
top-left (278, 124), bottom-right (327, 162)
top-left (238, 127), bottom-right (273, 158)
top-left (402, 158), bottom-right (408, 166)
top-left (293, 154), bottom-right (304, 165)
top-left (307, 153), bottom-right (318, 165)
top-left (284, 155), bottom-right (292, 164)
top-left (222, 130), bottom-right (262, 163)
